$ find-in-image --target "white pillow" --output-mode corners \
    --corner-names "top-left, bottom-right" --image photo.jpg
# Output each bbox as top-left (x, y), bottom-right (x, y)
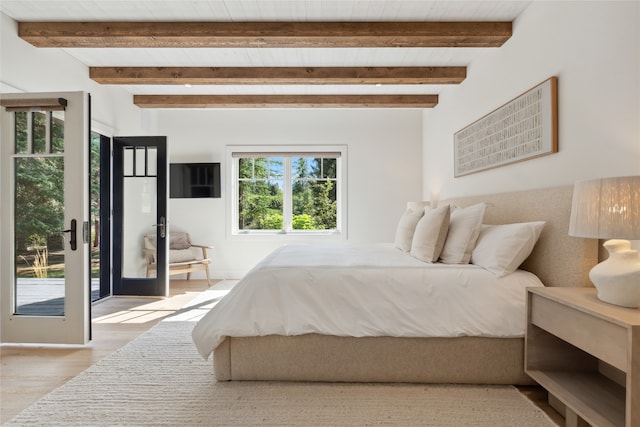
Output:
top-left (410, 205), bottom-right (450, 262)
top-left (439, 203), bottom-right (487, 264)
top-left (406, 201), bottom-right (430, 211)
top-left (471, 221), bottom-right (546, 277)
top-left (394, 207), bottom-right (425, 252)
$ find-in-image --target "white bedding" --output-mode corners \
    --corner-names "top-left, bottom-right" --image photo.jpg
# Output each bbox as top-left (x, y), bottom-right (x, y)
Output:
top-left (192, 243), bottom-right (544, 360)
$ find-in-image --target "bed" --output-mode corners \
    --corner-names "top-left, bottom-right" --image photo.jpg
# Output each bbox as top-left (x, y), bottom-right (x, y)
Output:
top-left (193, 185), bottom-right (598, 384)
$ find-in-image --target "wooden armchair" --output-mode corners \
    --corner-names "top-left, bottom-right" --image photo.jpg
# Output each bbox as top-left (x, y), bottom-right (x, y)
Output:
top-left (144, 231), bottom-right (213, 285)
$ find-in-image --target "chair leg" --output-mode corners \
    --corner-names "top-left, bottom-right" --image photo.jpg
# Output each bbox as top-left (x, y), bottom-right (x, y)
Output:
top-left (205, 266), bottom-right (211, 286)
top-left (187, 272), bottom-right (191, 281)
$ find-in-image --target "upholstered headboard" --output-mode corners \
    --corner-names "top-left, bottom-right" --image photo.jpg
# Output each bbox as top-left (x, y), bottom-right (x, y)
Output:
top-left (440, 185), bottom-right (598, 287)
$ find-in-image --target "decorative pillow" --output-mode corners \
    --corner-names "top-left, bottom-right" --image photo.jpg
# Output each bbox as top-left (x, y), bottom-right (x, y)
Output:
top-left (471, 221), bottom-right (546, 277)
top-left (394, 204), bottom-right (428, 252)
top-left (169, 248), bottom-right (196, 263)
top-left (405, 201), bottom-right (431, 211)
top-left (169, 232), bottom-right (192, 250)
top-left (439, 203), bottom-right (487, 264)
top-left (410, 205), bottom-right (450, 262)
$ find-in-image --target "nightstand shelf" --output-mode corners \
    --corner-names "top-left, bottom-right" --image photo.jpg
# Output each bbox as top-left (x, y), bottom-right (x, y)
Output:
top-left (526, 287), bottom-right (639, 427)
top-left (527, 370), bottom-right (625, 427)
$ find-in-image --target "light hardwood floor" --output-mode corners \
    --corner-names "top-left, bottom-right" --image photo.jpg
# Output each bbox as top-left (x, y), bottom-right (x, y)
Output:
top-left (1, 279), bottom-right (563, 425)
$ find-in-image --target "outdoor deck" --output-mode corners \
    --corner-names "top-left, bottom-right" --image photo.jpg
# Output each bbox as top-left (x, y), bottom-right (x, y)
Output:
top-left (15, 278), bottom-right (101, 316)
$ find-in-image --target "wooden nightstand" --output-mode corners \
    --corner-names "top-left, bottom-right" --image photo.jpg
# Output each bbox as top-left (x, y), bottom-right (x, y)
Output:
top-left (525, 287), bottom-right (639, 427)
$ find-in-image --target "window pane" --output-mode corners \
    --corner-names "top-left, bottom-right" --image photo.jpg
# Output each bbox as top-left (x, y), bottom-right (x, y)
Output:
top-left (323, 158), bottom-right (337, 179)
top-left (238, 179), bottom-right (283, 230)
top-left (135, 147), bottom-right (146, 177)
top-left (269, 158), bottom-right (284, 179)
top-left (32, 112), bottom-right (47, 154)
top-left (253, 158), bottom-right (269, 179)
top-left (14, 112), bottom-right (28, 154)
top-left (292, 179), bottom-right (337, 230)
top-left (238, 158), bottom-right (253, 179)
top-left (310, 158), bottom-right (323, 178)
top-left (290, 157), bottom-right (338, 231)
top-left (14, 156), bottom-right (65, 315)
top-left (89, 133), bottom-right (101, 298)
top-left (147, 148), bottom-right (158, 176)
top-left (123, 147), bottom-right (134, 176)
top-left (291, 157), bottom-right (308, 179)
top-left (51, 113), bottom-right (64, 154)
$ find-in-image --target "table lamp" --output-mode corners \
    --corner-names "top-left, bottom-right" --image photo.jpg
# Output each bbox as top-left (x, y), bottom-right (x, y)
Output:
top-left (568, 176), bottom-right (640, 308)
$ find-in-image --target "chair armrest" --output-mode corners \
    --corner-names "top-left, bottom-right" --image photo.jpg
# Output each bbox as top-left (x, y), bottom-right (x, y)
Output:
top-left (190, 244), bottom-right (214, 249)
top-left (190, 244), bottom-right (214, 259)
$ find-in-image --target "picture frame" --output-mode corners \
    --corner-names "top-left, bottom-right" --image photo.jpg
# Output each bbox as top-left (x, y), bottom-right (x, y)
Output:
top-left (454, 77), bottom-right (558, 177)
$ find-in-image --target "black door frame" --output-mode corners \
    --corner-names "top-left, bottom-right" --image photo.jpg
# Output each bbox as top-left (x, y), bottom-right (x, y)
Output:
top-left (112, 136), bottom-right (168, 296)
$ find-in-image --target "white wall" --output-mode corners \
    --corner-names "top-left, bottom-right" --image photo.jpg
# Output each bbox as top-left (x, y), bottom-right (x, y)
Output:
top-left (158, 109), bottom-right (423, 278)
top-left (423, 1), bottom-right (640, 201)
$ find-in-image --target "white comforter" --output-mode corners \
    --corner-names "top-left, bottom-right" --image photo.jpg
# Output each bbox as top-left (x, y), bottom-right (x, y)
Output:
top-left (192, 243), bottom-right (544, 359)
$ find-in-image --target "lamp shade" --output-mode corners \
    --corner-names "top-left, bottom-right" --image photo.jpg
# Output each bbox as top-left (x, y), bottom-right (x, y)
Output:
top-left (569, 176), bottom-right (640, 240)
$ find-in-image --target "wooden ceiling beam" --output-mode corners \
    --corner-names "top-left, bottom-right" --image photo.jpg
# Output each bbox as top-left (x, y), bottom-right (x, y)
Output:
top-left (90, 66), bottom-right (466, 85)
top-left (133, 94), bottom-right (438, 108)
top-left (19, 21), bottom-right (511, 48)
top-left (0, 97), bottom-right (68, 111)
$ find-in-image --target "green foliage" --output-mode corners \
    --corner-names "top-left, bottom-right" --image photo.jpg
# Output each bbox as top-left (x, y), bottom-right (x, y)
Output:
top-left (292, 214), bottom-right (316, 230)
top-left (238, 179), bottom-right (283, 229)
top-left (28, 234), bottom-right (47, 249)
top-left (15, 157), bottom-right (64, 251)
top-left (311, 180), bottom-right (337, 229)
top-left (261, 213), bottom-right (284, 229)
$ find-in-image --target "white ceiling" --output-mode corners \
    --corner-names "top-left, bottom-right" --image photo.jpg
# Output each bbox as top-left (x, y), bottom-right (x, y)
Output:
top-left (0, 1), bottom-right (532, 98)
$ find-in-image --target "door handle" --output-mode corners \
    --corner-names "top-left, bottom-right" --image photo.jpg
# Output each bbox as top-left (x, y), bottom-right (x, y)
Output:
top-left (60, 219), bottom-right (77, 251)
top-left (152, 216), bottom-right (166, 238)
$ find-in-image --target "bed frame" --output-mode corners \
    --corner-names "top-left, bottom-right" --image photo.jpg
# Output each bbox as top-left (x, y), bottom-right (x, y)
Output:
top-left (213, 185), bottom-right (598, 384)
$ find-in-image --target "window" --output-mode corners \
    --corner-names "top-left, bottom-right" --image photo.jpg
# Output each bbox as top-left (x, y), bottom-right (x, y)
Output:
top-left (229, 146), bottom-right (346, 235)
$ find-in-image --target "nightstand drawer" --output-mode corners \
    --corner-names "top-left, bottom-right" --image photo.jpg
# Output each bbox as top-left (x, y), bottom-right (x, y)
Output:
top-left (530, 293), bottom-right (628, 371)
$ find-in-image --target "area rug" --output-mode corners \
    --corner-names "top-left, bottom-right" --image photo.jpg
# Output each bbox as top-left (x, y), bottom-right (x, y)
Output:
top-left (5, 286), bottom-right (556, 426)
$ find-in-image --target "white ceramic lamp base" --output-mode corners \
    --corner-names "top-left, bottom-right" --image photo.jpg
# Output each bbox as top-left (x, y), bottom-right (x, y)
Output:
top-left (589, 240), bottom-right (640, 308)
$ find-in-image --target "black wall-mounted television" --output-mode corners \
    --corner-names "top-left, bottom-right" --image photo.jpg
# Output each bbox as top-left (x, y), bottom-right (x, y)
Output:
top-left (170, 163), bottom-right (221, 198)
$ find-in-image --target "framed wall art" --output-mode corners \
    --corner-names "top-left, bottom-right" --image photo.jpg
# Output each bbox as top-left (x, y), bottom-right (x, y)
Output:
top-left (454, 77), bottom-right (558, 177)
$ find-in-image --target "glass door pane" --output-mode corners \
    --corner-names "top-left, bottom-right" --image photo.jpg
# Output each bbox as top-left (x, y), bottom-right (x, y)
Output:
top-left (14, 111), bottom-right (66, 316)
top-left (90, 132), bottom-right (111, 302)
top-left (122, 172), bottom-right (157, 279)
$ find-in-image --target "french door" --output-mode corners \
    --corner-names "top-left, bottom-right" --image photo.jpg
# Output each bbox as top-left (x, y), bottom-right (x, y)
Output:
top-left (0, 91), bottom-right (91, 345)
top-left (112, 136), bottom-right (168, 297)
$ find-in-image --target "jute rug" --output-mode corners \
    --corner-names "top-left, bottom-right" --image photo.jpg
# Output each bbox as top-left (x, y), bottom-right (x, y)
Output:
top-left (5, 287), bottom-right (556, 426)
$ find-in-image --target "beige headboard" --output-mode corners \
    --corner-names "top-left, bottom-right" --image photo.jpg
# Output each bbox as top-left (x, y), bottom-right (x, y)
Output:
top-left (440, 185), bottom-right (598, 287)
